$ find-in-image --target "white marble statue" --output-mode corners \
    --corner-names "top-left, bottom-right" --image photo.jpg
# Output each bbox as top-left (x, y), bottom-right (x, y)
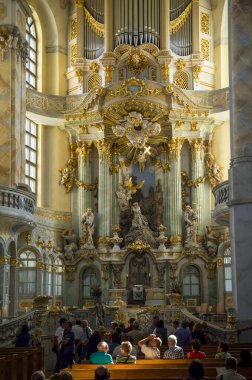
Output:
top-left (62, 228), bottom-right (78, 261)
top-left (184, 205), bottom-right (198, 243)
top-left (81, 208), bottom-right (95, 248)
top-left (131, 202), bottom-right (149, 228)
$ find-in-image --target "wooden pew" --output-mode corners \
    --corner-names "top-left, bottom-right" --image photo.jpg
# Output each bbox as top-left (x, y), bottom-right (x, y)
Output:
top-left (65, 367), bottom-right (218, 380)
top-left (75, 359), bottom-right (226, 368)
top-left (0, 347), bottom-right (44, 380)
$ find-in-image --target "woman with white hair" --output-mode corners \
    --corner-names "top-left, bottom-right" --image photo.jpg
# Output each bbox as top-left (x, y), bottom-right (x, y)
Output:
top-left (163, 334), bottom-right (184, 359)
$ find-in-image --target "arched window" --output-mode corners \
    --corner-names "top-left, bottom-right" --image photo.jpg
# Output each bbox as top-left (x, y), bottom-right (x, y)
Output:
top-left (82, 267), bottom-right (99, 298)
top-left (19, 251), bottom-right (37, 296)
top-left (55, 258), bottom-right (63, 297)
top-left (25, 118), bottom-right (37, 193)
top-left (183, 265), bottom-right (200, 297)
top-left (26, 16), bottom-right (37, 89)
top-left (25, 16), bottom-right (38, 194)
top-left (223, 246), bottom-right (232, 292)
top-left (47, 257), bottom-right (52, 296)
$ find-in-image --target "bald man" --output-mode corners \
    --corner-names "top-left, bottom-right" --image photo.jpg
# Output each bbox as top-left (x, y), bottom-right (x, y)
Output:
top-left (89, 342), bottom-right (113, 364)
top-left (95, 366), bottom-right (110, 380)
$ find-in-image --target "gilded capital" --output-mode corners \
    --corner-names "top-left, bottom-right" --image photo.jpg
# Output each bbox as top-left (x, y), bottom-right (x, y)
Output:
top-left (95, 139), bottom-right (112, 162)
top-left (76, 141), bottom-right (92, 161)
top-left (168, 137), bottom-right (184, 160)
top-left (188, 138), bottom-right (203, 160)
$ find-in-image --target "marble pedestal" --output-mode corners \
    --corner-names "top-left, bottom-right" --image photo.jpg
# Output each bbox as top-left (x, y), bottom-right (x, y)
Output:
top-left (108, 289), bottom-right (127, 305)
top-left (145, 288), bottom-right (165, 305)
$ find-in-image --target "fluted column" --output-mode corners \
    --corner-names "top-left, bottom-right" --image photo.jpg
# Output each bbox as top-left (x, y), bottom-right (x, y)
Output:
top-left (77, 142), bottom-right (92, 235)
top-left (160, 147), bottom-right (170, 233)
top-left (110, 148), bottom-right (120, 226)
top-left (160, 0), bottom-right (170, 50)
top-left (189, 138), bottom-right (205, 237)
top-left (96, 140), bottom-right (111, 250)
top-left (104, 0), bottom-right (113, 52)
top-left (228, 0), bottom-right (252, 322)
top-left (75, 0), bottom-right (84, 58)
top-left (36, 261), bottom-right (44, 296)
top-left (9, 259), bottom-right (18, 316)
top-left (192, 0), bottom-right (200, 54)
top-left (168, 138), bottom-right (184, 247)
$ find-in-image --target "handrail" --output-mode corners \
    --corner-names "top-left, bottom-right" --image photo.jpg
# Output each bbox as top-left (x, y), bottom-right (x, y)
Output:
top-left (213, 180), bottom-right (229, 207)
top-left (0, 310), bottom-right (37, 346)
top-left (0, 186), bottom-right (35, 215)
top-left (179, 308), bottom-right (237, 342)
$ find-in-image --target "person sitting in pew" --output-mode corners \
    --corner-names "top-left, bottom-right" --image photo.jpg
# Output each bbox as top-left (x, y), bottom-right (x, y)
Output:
top-left (138, 334), bottom-right (162, 359)
top-left (115, 341), bottom-right (137, 363)
top-left (187, 339), bottom-right (207, 359)
top-left (215, 342), bottom-right (231, 360)
top-left (238, 348), bottom-right (252, 368)
top-left (216, 356), bottom-right (247, 380)
top-left (112, 335), bottom-right (138, 359)
top-left (58, 371), bottom-right (74, 380)
top-left (95, 366), bottom-right (110, 380)
top-left (163, 334), bottom-right (184, 359)
top-left (90, 342), bottom-right (113, 364)
top-left (184, 359), bottom-right (209, 380)
top-left (31, 371), bottom-right (45, 380)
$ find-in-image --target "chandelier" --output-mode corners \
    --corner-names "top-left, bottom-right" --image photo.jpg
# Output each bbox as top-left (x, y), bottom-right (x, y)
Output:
top-left (112, 112), bottom-right (161, 149)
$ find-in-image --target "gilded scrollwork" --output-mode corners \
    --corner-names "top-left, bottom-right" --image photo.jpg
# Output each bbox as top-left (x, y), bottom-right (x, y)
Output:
top-left (204, 153), bottom-right (223, 187)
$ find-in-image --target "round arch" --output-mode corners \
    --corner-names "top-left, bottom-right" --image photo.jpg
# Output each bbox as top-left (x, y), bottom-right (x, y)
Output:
top-left (79, 264), bottom-right (101, 306)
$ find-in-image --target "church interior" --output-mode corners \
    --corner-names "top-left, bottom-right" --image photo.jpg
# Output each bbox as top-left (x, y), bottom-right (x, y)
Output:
top-left (0, 0), bottom-right (252, 375)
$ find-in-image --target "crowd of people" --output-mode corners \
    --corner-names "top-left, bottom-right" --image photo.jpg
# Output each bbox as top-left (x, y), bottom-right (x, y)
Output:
top-left (16, 315), bottom-right (252, 380)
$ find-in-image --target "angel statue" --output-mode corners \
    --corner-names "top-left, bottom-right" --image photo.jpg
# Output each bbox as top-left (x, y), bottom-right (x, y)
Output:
top-left (81, 208), bottom-right (95, 249)
top-left (184, 205), bottom-right (198, 243)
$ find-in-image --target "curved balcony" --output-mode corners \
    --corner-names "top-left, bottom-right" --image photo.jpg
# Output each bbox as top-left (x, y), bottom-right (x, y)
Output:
top-left (212, 180), bottom-right (229, 226)
top-left (0, 186), bottom-right (36, 232)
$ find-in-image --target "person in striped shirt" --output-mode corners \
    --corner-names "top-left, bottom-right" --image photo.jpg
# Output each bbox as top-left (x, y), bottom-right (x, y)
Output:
top-left (163, 334), bottom-right (184, 359)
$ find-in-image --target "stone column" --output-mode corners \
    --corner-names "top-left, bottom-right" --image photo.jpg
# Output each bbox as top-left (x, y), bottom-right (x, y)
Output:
top-left (228, 0), bottom-right (252, 322)
top-left (104, 0), bottom-right (113, 52)
top-left (77, 142), bottom-right (93, 235)
top-left (96, 140), bottom-right (111, 250)
top-left (75, 0), bottom-right (84, 58)
top-left (160, 0), bottom-right (170, 51)
top-left (168, 138), bottom-right (184, 247)
top-left (160, 147), bottom-right (170, 233)
top-left (189, 138), bottom-right (205, 237)
top-left (110, 148), bottom-right (120, 227)
top-left (0, 258), bottom-right (10, 316)
top-left (9, 259), bottom-right (18, 316)
top-left (192, 0), bottom-right (200, 54)
top-left (0, 23), bottom-right (28, 187)
top-left (36, 261), bottom-right (44, 296)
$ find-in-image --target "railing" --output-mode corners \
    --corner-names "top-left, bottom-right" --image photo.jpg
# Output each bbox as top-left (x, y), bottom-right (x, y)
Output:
top-left (180, 308), bottom-right (237, 343)
top-left (213, 180), bottom-right (229, 207)
top-left (0, 310), bottom-right (36, 346)
top-left (0, 186), bottom-right (35, 215)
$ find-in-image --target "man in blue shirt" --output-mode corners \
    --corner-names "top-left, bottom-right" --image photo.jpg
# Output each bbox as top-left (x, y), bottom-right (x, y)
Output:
top-left (174, 320), bottom-right (191, 345)
top-left (90, 342), bottom-right (113, 364)
top-left (61, 321), bottom-right (75, 369)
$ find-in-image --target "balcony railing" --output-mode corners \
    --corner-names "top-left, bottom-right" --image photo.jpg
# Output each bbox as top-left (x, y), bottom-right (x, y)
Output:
top-left (212, 181), bottom-right (229, 226)
top-left (0, 186), bottom-right (35, 215)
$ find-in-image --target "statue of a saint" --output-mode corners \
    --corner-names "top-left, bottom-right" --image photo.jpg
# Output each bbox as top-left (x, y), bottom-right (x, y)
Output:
top-left (81, 208), bottom-right (95, 248)
top-left (131, 202), bottom-right (149, 228)
top-left (62, 228), bottom-right (78, 261)
top-left (205, 226), bottom-right (220, 257)
top-left (184, 205), bottom-right (198, 243)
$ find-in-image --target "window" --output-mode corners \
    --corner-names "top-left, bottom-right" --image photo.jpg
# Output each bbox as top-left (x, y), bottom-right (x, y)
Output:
top-left (26, 16), bottom-right (37, 89)
top-left (19, 251), bottom-right (37, 296)
top-left (25, 118), bottom-right (37, 193)
top-left (82, 267), bottom-right (98, 298)
top-left (47, 258), bottom-right (52, 296)
top-left (183, 266), bottom-right (200, 297)
top-left (224, 246), bottom-right (232, 292)
top-left (55, 258), bottom-right (63, 297)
